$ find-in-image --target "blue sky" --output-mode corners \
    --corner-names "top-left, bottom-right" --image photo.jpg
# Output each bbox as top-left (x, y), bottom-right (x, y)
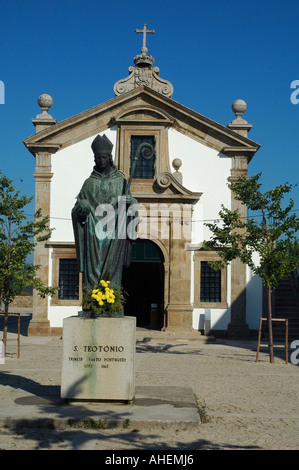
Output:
top-left (0, 0), bottom-right (299, 219)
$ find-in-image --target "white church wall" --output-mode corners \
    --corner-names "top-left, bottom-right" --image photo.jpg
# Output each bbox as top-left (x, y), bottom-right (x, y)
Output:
top-left (51, 126), bottom-right (231, 245)
top-left (45, 246), bottom-right (81, 326)
top-left (48, 305), bottom-right (82, 327)
top-left (168, 128), bottom-right (231, 244)
top-left (169, 128), bottom-right (233, 331)
top-left (50, 127), bottom-right (118, 242)
top-left (48, 129), bottom-right (117, 328)
top-left (47, 125), bottom-right (261, 332)
top-left (192, 307), bottom-right (231, 331)
top-left (192, 263), bottom-right (232, 331)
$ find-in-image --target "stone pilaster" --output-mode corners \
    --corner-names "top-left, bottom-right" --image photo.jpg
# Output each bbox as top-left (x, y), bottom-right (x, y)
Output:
top-left (28, 153), bottom-right (53, 335)
top-left (227, 184), bottom-right (250, 338)
top-left (26, 94), bottom-right (60, 335)
top-left (165, 213), bottom-right (193, 331)
top-left (226, 99), bottom-right (251, 338)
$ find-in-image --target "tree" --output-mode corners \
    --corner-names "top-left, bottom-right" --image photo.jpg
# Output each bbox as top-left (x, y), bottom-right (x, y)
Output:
top-left (203, 173), bottom-right (299, 363)
top-left (0, 173), bottom-right (57, 356)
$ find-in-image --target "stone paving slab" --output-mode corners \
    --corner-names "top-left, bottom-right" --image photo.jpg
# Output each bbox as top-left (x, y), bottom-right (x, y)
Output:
top-left (0, 383), bottom-right (200, 430)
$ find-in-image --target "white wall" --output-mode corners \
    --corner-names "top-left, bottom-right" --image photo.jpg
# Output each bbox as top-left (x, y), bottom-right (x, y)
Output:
top-left (47, 126), bottom-right (262, 331)
top-left (48, 305), bottom-right (82, 327)
top-left (48, 128), bottom-right (117, 327)
top-left (168, 128), bottom-right (233, 331)
top-left (168, 128), bottom-right (231, 243)
top-left (192, 262), bottom-right (232, 331)
top-left (46, 247), bottom-right (81, 326)
top-left (51, 126), bottom-right (231, 245)
top-left (50, 127), bottom-right (118, 241)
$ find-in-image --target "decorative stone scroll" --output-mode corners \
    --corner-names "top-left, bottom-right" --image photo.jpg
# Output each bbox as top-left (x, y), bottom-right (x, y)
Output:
top-left (156, 172), bottom-right (174, 189)
top-left (114, 64), bottom-right (174, 98)
top-left (114, 24), bottom-right (174, 98)
top-left (156, 171), bottom-right (192, 193)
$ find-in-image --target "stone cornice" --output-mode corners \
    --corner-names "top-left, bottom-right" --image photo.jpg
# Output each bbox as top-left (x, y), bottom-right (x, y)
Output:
top-left (46, 241), bottom-right (75, 248)
top-left (23, 86), bottom-right (260, 158)
top-left (110, 104), bottom-right (175, 127)
top-left (222, 146), bottom-right (259, 161)
top-left (32, 172), bottom-right (54, 182)
top-left (24, 142), bottom-right (61, 156)
top-left (132, 193), bottom-right (202, 204)
top-left (139, 89), bottom-right (260, 152)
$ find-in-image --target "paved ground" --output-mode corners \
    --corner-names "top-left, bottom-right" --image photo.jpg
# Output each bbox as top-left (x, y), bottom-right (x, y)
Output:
top-left (0, 313), bottom-right (298, 451)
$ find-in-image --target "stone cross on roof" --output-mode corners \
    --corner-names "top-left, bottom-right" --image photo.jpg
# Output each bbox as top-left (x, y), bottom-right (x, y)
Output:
top-left (135, 24), bottom-right (155, 54)
top-left (113, 24), bottom-right (173, 98)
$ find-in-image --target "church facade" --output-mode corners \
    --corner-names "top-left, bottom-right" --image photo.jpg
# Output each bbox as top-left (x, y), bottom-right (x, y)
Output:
top-left (23, 26), bottom-right (261, 337)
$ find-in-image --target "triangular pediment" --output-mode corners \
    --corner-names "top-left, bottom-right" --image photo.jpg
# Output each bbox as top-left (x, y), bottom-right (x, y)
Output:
top-left (23, 86), bottom-right (260, 160)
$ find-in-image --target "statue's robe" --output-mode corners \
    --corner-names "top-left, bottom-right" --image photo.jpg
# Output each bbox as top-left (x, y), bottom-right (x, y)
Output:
top-left (72, 165), bottom-right (137, 289)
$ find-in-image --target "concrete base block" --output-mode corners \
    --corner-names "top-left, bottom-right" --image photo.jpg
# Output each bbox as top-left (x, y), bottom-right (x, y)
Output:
top-left (61, 316), bottom-right (136, 401)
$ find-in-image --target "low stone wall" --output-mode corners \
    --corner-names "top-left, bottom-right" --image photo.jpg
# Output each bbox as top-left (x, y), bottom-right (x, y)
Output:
top-left (10, 295), bottom-right (33, 309)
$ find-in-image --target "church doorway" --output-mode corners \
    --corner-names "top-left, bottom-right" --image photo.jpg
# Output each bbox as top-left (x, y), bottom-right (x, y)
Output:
top-left (122, 239), bottom-right (165, 329)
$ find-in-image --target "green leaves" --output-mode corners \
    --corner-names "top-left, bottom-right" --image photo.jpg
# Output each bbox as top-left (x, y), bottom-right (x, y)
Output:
top-left (0, 172), bottom-right (56, 306)
top-left (204, 173), bottom-right (299, 290)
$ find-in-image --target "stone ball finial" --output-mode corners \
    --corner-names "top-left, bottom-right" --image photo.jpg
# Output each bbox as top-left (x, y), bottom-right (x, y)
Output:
top-left (232, 99), bottom-right (247, 117)
top-left (172, 158), bottom-right (183, 184)
top-left (38, 93), bottom-right (53, 112)
top-left (172, 158), bottom-right (182, 171)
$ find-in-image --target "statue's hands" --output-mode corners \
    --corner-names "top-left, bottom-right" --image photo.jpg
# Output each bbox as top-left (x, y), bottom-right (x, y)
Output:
top-left (110, 195), bottom-right (136, 208)
top-left (76, 199), bottom-right (90, 221)
top-left (125, 195), bottom-right (137, 206)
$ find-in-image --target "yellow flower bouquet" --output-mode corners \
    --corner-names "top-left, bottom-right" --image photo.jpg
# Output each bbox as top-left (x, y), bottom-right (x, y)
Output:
top-left (82, 279), bottom-right (125, 318)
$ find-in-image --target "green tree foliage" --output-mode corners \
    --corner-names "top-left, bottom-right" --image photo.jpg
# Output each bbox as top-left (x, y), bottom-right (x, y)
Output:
top-left (203, 173), bottom-right (299, 363)
top-left (0, 173), bottom-right (57, 354)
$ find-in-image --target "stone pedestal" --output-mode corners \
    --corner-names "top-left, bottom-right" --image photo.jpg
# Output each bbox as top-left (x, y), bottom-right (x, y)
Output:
top-left (61, 316), bottom-right (136, 401)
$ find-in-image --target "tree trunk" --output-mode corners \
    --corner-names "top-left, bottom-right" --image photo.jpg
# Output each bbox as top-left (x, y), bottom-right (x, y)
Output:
top-left (268, 287), bottom-right (274, 363)
top-left (2, 301), bottom-right (9, 357)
